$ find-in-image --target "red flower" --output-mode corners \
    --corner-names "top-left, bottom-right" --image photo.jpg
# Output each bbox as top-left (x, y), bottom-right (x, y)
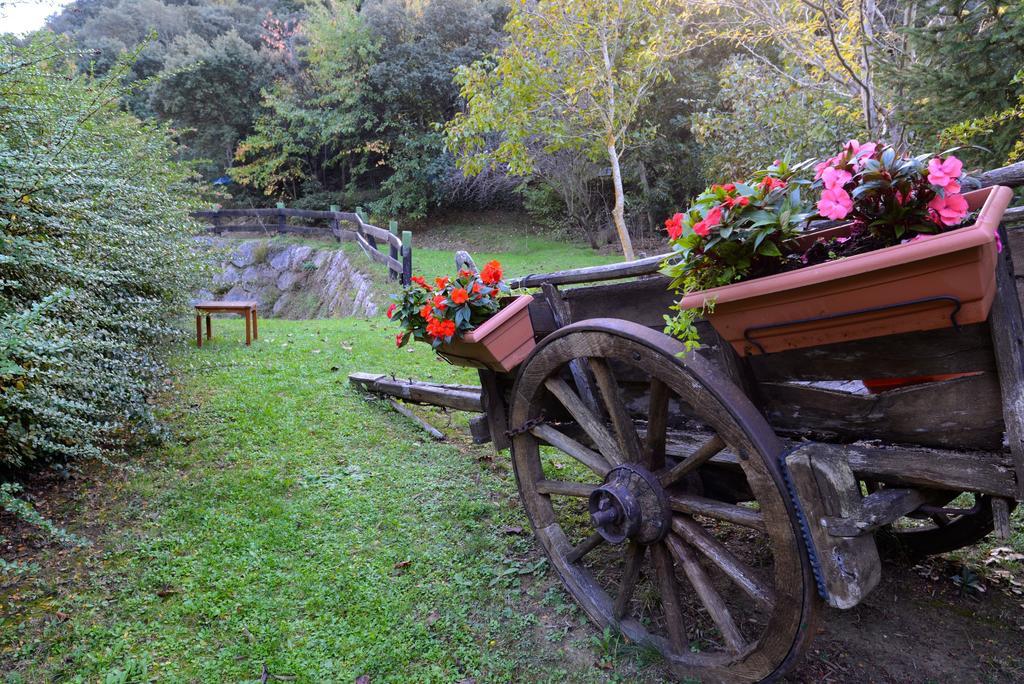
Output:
top-left (490, 288), bottom-right (499, 297)
top-left (432, 294), bottom-right (447, 311)
top-left (411, 275), bottom-right (431, 291)
top-left (459, 269), bottom-right (476, 278)
top-left (471, 282), bottom-right (481, 294)
top-left (722, 197), bottom-right (735, 208)
top-left (419, 304), bottom-right (433, 320)
top-left (664, 212), bottom-right (684, 240)
top-left (693, 220), bottom-right (710, 237)
top-left (435, 276), bottom-right (450, 289)
top-left (481, 260), bottom-right (503, 286)
top-left (722, 183), bottom-right (736, 193)
top-left (451, 288), bottom-right (469, 305)
top-left (386, 303), bottom-right (396, 319)
top-left (426, 317), bottom-right (456, 340)
top-left (760, 176), bottom-right (787, 192)
top-left (704, 205), bottom-right (723, 228)
top-left (395, 333), bottom-right (407, 347)
top-left (736, 196), bottom-right (750, 207)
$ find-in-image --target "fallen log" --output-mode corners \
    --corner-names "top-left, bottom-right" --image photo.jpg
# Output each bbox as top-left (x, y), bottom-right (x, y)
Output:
top-left (348, 372), bottom-right (483, 412)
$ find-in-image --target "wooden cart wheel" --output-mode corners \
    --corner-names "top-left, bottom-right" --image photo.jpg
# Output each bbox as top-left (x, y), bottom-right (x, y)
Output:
top-left (509, 319), bottom-right (820, 683)
top-left (875, 488), bottom-right (1016, 557)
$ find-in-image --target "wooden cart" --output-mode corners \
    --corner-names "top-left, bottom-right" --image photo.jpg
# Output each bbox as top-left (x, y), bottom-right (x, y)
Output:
top-left (355, 165), bottom-right (1024, 682)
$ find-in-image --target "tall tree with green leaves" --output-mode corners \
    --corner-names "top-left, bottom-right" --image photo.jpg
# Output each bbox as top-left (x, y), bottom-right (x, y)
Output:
top-left (446, 0), bottom-right (695, 260)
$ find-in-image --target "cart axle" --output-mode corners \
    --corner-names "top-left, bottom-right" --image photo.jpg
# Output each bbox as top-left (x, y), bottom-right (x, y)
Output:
top-left (588, 464), bottom-right (671, 545)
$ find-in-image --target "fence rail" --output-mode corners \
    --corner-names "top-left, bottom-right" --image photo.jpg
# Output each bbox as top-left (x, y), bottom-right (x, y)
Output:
top-left (192, 205), bottom-right (411, 284)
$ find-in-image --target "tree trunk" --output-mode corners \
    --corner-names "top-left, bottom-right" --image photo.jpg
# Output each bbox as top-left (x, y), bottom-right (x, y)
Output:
top-left (607, 141), bottom-right (635, 261)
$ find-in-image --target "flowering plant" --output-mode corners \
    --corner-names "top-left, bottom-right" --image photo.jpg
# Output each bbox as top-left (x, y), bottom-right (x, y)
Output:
top-left (812, 140), bottom-right (970, 242)
top-left (661, 160), bottom-right (815, 347)
top-left (387, 260), bottom-right (510, 348)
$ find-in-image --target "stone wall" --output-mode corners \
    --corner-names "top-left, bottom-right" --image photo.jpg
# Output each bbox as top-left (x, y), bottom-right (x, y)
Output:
top-left (196, 239), bottom-right (379, 318)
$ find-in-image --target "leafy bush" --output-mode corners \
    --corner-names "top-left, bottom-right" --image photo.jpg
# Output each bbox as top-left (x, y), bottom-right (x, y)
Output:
top-left (0, 35), bottom-right (205, 469)
top-left (693, 56), bottom-right (848, 180)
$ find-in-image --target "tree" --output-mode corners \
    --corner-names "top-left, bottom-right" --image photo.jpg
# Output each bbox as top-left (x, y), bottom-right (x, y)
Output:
top-left (231, 0), bottom-right (376, 199)
top-left (148, 31), bottom-right (280, 175)
top-left (706, 0), bottom-right (914, 142)
top-left (446, 0), bottom-right (695, 260)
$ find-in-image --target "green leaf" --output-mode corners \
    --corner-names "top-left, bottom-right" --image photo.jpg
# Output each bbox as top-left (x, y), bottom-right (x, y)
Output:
top-left (757, 241), bottom-right (782, 257)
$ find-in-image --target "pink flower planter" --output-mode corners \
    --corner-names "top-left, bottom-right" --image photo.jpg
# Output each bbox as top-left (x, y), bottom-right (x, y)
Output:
top-left (437, 295), bottom-right (536, 373)
top-left (678, 186), bottom-right (1014, 356)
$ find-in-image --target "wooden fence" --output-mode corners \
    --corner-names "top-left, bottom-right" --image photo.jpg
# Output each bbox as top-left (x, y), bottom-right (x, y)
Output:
top-left (192, 204), bottom-right (412, 284)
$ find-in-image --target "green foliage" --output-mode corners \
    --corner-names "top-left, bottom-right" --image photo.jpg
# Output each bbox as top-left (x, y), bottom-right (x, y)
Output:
top-left (889, 1), bottom-right (1024, 168)
top-left (943, 69), bottom-right (1024, 165)
top-left (49, 0), bottom-right (294, 175)
top-left (0, 35), bottom-right (206, 469)
top-left (232, 0), bottom-right (376, 199)
top-left (233, 0), bottom-right (504, 217)
top-left (693, 56), bottom-right (848, 181)
top-left (148, 31), bottom-right (282, 174)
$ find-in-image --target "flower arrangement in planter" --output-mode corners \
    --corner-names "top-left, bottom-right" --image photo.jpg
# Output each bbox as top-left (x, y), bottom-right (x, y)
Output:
top-left (663, 141), bottom-right (1013, 355)
top-left (388, 260), bottom-right (536, 373)
top-left (662, 160), bottom-right (815, 348)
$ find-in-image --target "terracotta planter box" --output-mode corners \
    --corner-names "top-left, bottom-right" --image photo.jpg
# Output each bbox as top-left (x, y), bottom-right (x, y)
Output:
top-left (678, 186), bottom-right (1014, 357)
top-left (437, 294), bottom-right (536, 373)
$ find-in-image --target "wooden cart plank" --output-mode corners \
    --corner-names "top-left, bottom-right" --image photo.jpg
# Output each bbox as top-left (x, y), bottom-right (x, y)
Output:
top-left (760, 373), bottom-right (1004, 451)
top-left (349, 372), bottom-right (483, 412)
top-left (747, 323), bottom-right (996, 382)
top-left (990, 227), bottom-right (1024, 500)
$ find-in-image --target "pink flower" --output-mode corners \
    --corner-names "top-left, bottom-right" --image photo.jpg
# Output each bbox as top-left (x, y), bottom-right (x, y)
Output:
top-left (817, 187), bottom-right (853, 220)
top-left (820, 166), bottom-right (852, 190)
top-left (927, 156), bottom-right (963, 194)
top-left (927, 192), bottom-right (969, 226)
top-left (692, 220), bottom-right (709, 237)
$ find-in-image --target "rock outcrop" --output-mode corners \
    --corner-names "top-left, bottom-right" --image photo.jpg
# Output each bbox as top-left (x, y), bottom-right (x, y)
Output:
top-left (196, 239), bottom-right (379, 318)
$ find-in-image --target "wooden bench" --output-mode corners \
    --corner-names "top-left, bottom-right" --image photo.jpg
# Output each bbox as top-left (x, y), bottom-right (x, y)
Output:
top-left (194, 301), bottom-right (259, 347)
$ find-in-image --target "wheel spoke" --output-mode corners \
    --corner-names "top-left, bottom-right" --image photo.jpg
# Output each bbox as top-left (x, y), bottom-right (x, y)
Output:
top-left (672, 515), bottom-right (775, 609)
top-left (566, 532), bottom-right (605, 563)
top-left (545, 376), bottom-right (623, 465)
top-left (644, 378), bottom-right (670, 471)
top-left (536, 479), bottom-right (595, 497)
top-left (589, 358), bottom-right (643, 464)
top-left (660, 434), bottom-right (726, 487)
top-left (651, 541), bottom-right (688, 654)
top-left (666, 534), bottom-right (747, 653)
top-left (531, 423), bottom-right (611, 477)
top-left (614, 542), bottom-right (645, 619)
top-left (669, 494), bottom-right (767, 533)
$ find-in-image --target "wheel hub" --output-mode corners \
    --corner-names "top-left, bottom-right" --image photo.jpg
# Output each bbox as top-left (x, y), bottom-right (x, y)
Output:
top-left (588, 464), bottom-right (671, 544)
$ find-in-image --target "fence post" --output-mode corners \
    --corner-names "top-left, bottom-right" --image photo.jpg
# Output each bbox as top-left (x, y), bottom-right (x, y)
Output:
top-left (330, 204), bottom-right (340, 241)
top-left (211, 211), bottom-right (221, 235)
top-left (356, 205), bottom-right (377, 250)
top-left (276, 201), bottom-right (285, 234)
top-left (401, 230), bottom-right (412, 286)
top-left (389, 220), bottom-right (400, 281)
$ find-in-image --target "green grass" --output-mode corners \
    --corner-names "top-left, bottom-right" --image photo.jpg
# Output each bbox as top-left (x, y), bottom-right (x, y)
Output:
top-left (0, 318), bottom-right (663, 683)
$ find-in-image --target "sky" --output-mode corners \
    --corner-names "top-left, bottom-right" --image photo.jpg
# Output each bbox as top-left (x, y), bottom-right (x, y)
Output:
top-left (0, 0), bottom-right (73, 34)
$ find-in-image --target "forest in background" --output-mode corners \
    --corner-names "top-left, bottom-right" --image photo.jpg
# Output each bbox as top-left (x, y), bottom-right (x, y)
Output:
top-left (40, 0), bottom-right (1024, 247)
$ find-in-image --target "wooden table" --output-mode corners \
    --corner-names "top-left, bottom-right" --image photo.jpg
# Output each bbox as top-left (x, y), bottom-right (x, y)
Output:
top-left (194, 301), bottom-right (259, 347)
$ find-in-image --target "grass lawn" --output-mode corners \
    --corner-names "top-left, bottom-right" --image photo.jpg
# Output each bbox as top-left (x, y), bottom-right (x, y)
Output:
top-left (0, 318), bottom-right (661, 683)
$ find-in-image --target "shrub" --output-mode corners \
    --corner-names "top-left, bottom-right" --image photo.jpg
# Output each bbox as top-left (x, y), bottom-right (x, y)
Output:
top-left (0, 35), bottom-right (206, 469)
